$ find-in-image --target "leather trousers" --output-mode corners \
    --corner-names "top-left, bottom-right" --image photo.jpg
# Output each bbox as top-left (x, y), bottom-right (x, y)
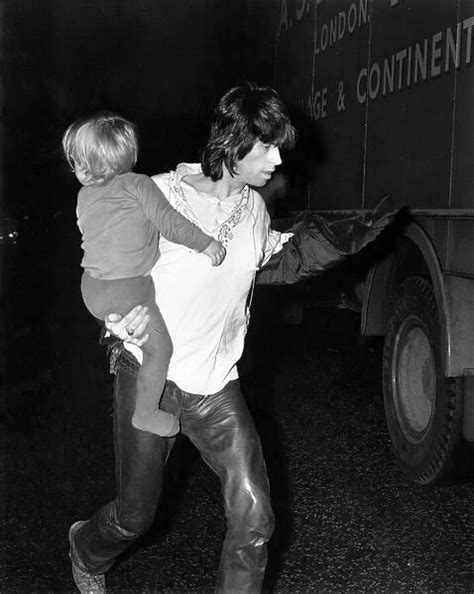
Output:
top-left (70, 370), bottom-right (275, 593)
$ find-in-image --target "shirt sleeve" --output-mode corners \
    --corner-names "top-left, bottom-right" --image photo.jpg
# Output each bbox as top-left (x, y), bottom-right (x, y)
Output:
top-left (254, 192), bottom-right (293, 268)
top-left (136, 175), bottom-right (212, 253)
top-left (260, 229), bottom-right (293, 268)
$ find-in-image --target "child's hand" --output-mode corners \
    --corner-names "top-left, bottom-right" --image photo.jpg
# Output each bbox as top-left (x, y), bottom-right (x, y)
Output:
top-left (203, 239), bottom-right (226, 266)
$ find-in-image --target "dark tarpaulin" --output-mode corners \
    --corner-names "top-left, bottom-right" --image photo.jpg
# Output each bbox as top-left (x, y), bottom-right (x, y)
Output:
top-left (257, 197), bottom-right (401, 286)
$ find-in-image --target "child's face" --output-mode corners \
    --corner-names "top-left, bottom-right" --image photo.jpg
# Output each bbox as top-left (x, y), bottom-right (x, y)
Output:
top-left (74, 166), bottom-right (91, 186)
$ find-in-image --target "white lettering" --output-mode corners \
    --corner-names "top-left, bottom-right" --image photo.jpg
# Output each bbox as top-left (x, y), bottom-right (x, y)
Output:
top-left (350, 13), bottom-right (474, 105)
top-left (313, 88), bottom-right (328, 119)
top-left (406, 46), bottom-right (412, 86)
top-left (321, 23), bottom-right (328, 51)
top-left (338, 11), bottom-right (346, 39)
top-left (359, 0), bottom-right (368, 26)
top-left (431, 31), bottom-right (442, 77)
top-left (357, 68), bottom-right (367, 103)
top-left (383, 56), bottom-right (395, 95)
top-left (369, 63), bottom-right (380, 99)
top-left (414, 40), bottom-right (428, 83)
top-left (395, 49), bottom-right (407, 89)
top-left (445, 24), bottom-right (461, 71)
top-left (463, 15), bottom-right (474, 64)
top-left (296, 0), bottom-right (306, 22)
top-left (301, 88), bottom-right (329, 120)
top-left (348, 3), bottom-right (357, 33)
top-left (313, 0), bottom-right (369, 55)
top-left (330, 16), bottom-right (337, 46)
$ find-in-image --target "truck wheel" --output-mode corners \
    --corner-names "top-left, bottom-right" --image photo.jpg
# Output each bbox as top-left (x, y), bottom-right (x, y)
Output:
top-left (382, 276), bottom-right (464, 486)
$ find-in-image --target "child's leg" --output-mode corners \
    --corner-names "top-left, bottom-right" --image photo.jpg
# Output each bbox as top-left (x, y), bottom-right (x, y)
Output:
top-left (131, 298), bottom-right (179, 436)
top-left (81, 272), bottom-right (179, 437)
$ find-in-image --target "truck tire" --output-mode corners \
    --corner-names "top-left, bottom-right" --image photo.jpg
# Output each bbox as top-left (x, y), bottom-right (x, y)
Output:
top-left (382, 276), bottom-right (464, 486)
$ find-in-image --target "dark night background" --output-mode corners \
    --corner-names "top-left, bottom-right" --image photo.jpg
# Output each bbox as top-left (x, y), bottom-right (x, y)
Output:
top-left (1, 0), bottom-right (278, 401)
top-left (1, 0), bottom-right (275, 220)
top-left (1, 3), bottom-right (473, 593)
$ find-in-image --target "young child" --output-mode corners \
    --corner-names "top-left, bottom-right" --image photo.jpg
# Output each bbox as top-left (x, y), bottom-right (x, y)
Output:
top-left (62, 112), bottom-right (226, 437)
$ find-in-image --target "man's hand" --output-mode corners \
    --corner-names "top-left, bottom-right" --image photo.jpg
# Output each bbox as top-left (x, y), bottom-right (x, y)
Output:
top-left (105, 305), bottom-right (150, 346)
top-left (203, 239), bottom-right (226, 266)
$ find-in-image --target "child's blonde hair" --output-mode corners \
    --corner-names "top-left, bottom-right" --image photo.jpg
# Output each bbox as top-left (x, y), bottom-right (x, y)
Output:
top-left (62, 112), bottom-right (138, 185)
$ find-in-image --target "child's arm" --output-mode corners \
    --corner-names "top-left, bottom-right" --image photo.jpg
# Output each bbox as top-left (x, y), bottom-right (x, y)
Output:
top-left (138, 175), bottom-right (225, 264)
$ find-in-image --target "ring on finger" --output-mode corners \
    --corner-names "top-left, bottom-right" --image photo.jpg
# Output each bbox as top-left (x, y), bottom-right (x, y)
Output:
top-left (126, 325), bottom-right (135, 336)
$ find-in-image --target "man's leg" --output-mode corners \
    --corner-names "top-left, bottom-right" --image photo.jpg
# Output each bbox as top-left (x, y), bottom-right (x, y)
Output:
top-left (70, 370), bottom-right (175, 577)
top-left (174, 379), bottom-right (275, 594)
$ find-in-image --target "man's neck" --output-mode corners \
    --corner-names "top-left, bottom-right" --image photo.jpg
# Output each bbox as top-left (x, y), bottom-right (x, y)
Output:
top-left (184, 168), bottom-right (245, 200)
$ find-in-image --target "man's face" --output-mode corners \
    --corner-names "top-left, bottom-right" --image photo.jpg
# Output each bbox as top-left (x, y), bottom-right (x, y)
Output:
top-left (234, 140), bottom-right (282, 187)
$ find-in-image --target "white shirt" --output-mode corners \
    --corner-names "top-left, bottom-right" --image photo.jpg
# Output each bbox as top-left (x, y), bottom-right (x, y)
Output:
top-left (126, 163), bottom-right (290, 394)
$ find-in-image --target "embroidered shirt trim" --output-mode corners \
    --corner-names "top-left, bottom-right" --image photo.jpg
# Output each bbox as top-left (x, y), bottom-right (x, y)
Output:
top-left (169, 164), bottom-right (250, 247)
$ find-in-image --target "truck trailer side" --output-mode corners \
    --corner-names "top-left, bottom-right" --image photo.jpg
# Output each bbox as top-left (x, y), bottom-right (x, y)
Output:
top-left (250, 0), bottom-right (474, 485)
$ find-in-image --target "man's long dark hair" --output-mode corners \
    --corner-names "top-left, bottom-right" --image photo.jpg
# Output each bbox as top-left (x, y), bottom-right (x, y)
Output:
top-left (201, 82), bottom-right (296, 181)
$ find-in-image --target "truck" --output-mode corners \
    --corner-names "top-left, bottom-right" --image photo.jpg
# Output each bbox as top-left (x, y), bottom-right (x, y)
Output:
top-left (246, 0), bottom-right (474, 486)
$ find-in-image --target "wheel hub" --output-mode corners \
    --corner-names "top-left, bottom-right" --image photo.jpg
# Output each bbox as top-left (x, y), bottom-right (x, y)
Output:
top-left (394, 320), bottom-right (435, 443)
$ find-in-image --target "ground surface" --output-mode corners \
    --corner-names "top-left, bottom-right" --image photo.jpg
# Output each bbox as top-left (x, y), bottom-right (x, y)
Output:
top-left (1, 289), bottom-right (473, 593)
